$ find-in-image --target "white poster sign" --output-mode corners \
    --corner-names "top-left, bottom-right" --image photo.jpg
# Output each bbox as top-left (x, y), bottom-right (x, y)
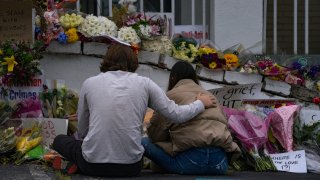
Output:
top-left (299, 109), bottom-right (320, 126)
top-left (0, 75), bottom-right (44, 101)
top-left (270, 150), bottom-right (307, 173)
top-left (20, 118), bottom-right (68, 147)
top-left (174, 25), bottom-right (209, 44)
top-left (208, 83), bottom-right (263, 108)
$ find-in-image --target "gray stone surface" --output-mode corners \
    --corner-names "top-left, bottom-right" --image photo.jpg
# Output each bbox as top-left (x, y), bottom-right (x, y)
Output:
top-left (47, 41), bottom-right (82, 54)
top-left (83, 42), bottom-right (109, 56)
top-left (162, 55), bottom-right (196, 70)
top-left (263, 78), bottom-right (291, 96)
top-left (138, 51), bottom-right (161, 65)
top-left (224, 71), bottom-right (263, 84)
top-left (197, 67), bottom-right (224, 82)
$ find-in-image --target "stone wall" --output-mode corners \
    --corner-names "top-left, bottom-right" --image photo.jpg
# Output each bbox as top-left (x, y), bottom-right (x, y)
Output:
top-left (41, 41), bottom-right (320, 110)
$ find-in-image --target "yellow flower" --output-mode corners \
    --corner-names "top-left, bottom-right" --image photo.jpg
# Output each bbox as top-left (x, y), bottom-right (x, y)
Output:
top-left (198, 47), bottom-right (216, 55)
top-left (224, 54), bottom-right (238, 63)
top-left (0, 49), bottom-right (3, 55)
top-left (66, 28), bottom-right (79, 43)
top-left (224, 54), bottom-right (239, 70)
top-left (2, 55), bottom-right (18, 72)
top-left (209, 62), bottom-right (217, 69)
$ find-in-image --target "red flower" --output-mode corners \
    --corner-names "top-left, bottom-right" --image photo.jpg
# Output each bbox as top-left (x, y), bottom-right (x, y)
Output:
top-left (313, 97), bottom-right (320, 104)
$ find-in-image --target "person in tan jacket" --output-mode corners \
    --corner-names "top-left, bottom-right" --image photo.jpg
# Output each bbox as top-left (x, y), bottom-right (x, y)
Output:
top-left (142, 61), bottom-right (241, 175)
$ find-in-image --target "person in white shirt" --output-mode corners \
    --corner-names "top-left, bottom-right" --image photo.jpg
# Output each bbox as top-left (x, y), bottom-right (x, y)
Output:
top-left (52, 43), bottom-right (216, 177)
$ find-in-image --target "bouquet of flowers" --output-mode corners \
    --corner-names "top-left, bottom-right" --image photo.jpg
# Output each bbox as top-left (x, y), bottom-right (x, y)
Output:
top-left (125, 13), bottom-right (164, 40)
top-left (117, 26), bottom-right (141, 44)
top-left (224, 108), bottom-right (277, 172)
top-left (78, 14), bottom-right (118, 38)
top-left (255, 57), bottom-right (290, 81)
top-left (171, 35), bottom-right (198, 63)
top-left (0, 40), bottom-right (45, 86)
top-left (141, 36), bottom-right (173, 55)
top-left (194, 46), bottom-right (226, 69)
top-left (40, 85), bottom-right (79, 119)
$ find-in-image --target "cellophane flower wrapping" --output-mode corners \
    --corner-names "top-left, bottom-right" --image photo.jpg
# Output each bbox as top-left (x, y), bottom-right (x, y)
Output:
top-left (225, 109), bottom-right (270, 151)
top-left (223, 107), bottom-right (276, 171)
top-left (12, 98), bottom-right (43, 118)
top-left (267, 105), bottom-right (301, 152)
top-left (171, 35), bottom-right (198, 63)
top-left (125, 13), bottom-right (164, 40)
top-left (194, 41), bottom-right (226, 69)
top-left (0, 100), bottom-right (19, 125)
top-left (141, 36), bottom-right (173, 55)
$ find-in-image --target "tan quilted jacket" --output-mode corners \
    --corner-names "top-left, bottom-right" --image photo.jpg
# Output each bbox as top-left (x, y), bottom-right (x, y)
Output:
top-left (147, 79), bottom-right (241, 162)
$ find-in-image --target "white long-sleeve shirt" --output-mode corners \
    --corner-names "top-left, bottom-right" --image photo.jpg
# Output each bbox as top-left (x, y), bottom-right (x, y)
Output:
top-left (77, 71), bottom-right (205, 164)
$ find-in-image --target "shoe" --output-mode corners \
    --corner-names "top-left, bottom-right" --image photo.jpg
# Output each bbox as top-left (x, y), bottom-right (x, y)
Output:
top-left (52, 156), bottom-right (78, 174)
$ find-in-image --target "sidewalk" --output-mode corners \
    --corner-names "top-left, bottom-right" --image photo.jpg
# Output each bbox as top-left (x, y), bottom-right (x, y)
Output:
top-left (1, 163), bottom-right (320, 180)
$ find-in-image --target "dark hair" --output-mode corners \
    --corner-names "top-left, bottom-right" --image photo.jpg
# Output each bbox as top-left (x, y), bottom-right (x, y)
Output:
top-left (167, 61), bottom-right (199, 91)
top-left (100, 43), bottom-right (138, 72)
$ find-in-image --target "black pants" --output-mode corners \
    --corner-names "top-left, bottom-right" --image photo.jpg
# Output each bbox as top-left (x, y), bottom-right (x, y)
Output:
top-left (52, 135), bottom-right (143, 177)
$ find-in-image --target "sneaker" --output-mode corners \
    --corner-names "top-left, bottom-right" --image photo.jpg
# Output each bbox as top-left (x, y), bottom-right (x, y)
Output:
top-left (52, 156), bottom-right (78, 174)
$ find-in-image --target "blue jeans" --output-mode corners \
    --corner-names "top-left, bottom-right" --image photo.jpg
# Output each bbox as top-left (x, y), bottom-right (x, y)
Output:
top-left (141, 137), bottom-right (228, 175)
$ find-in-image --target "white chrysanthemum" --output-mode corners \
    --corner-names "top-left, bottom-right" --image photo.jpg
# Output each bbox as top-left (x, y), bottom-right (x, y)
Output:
top-left (142, 36), bottom-right (172, 54)
top-left (117, 26), bottom-right (140, 44)
top-left (78, 14), bottom-right (118, 37)
top-left (139, 25), bottom-right (152, 38)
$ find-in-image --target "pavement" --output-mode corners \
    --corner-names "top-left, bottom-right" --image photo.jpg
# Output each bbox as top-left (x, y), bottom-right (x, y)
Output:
top-left (0, 163), bottom-right (320, 180)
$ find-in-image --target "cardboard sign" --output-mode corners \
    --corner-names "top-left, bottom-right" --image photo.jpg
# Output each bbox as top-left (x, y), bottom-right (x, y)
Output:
top-left (299, 109), bottom-right (320, 126)
top-left (270, 150), bottom-right (307, 173)
top-left (0, 75), bottom-right (44, 101)
top-left (20, 118), bottom-right (68, 147)
top-left (208, 83), bottom-right (263, 108)
top-left (0, 0), bottom-right (33, 42)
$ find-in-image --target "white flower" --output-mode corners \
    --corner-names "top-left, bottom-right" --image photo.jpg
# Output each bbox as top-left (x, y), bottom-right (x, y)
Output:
top-left (78, 15), bottom-right (118, 37)
top-left (118, 26), bottom-right (140, 44)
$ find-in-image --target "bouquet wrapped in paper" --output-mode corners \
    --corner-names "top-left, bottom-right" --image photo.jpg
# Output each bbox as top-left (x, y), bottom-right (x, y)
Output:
top-left (224, 107), bottom-right (276, 171)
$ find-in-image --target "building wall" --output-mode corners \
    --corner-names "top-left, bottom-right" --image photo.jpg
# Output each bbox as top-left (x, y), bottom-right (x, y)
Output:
top-left (210, 0), bottom-right (264, 53)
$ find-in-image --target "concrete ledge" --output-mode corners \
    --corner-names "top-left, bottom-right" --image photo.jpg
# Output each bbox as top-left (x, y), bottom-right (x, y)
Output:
top-left (291, 85), bottom-right (320, 102)
top-left (197, 66), bottom-right (224, 82)
top-left (200, 80), bottom-right (223, 90)
top-left (138, 51), bottom-right (160, 65)
top-left (224, 71), bottom-right (263, 84)
top-left (47, 41), bottom-right (82, 54)
top-left (83, 42), bottom-right (109, 56)
top-left (162, 55), bottom-right (196, 70)
top-left (263, 78), bottom-right (291, 96)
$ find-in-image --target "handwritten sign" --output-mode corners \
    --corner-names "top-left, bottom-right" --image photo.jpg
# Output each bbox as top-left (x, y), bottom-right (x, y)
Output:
top-left (41, 118), bottom-right (68, 147)
top-left (299, 109), bottom-right (320, 126)
top-left (0, 0), bottom-right (33, 42)
top-left (20, 118), bottom-right (68, 147)
top-left (0, 75), bottom-right (44, 101)
top-left (242, 99), bottom-right (296, 106)
top-left (208, 83), bottom-right (263, 108)
top-left (270, 150), bottom-right (307, 173)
